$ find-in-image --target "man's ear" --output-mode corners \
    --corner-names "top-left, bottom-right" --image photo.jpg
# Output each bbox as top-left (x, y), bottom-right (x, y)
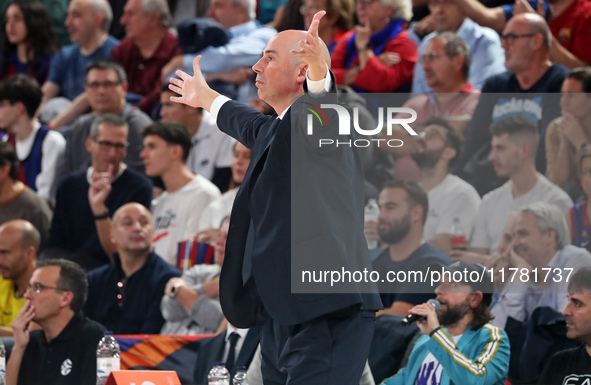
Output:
top-left (59, 290), bottom-right (75, 310)
top-left (470, 291), bottom-right (483, 308)
top-left (296, 64), bottom-right (308, 84)
top-left (85, 137), bottom-right (93, 154)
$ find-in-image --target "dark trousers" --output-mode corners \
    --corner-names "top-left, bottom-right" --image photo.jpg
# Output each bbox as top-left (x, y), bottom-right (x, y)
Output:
top-left (260, 307), bottom-right (375, 385)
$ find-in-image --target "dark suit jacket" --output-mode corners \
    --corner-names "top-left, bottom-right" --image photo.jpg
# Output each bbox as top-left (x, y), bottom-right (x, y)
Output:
top-left (217, 74), bottom-right (382, 328)
top-left (193, 327), bottom-right (261, 385)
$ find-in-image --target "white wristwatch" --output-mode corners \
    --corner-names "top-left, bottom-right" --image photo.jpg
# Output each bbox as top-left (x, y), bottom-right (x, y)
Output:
top-left (171, 281), bottom-right (185, 297)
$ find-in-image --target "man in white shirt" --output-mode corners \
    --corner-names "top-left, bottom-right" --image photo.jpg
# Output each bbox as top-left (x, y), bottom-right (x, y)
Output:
top-left (0, 75), bottom-right (65, 201)
top-left (412, 117), bottom-right (480, 253)
top-left (140, 121), bottom-right (220, 266)
top-left (468, 115), bottom-right (572, 255)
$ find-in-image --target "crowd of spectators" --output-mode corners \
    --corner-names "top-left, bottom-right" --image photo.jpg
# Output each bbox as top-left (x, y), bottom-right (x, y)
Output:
top-left (1, 0), bottom-right (591, 383)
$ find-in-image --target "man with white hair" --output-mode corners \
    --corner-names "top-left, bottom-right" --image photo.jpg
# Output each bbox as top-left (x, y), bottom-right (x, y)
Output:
top-left (160, 0), bottom-right (276, 104)
top-left (112, 0), bottom-right (180, 114)
top-left (491, 202), bottom-right (591, 328)
top-left (40, 0), bottom-right (119, 119)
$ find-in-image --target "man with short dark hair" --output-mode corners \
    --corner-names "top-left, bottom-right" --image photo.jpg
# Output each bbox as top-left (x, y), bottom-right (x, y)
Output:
top-left (0, 75), bottom-right (66, 201)
top-left (382, 261), bottom-right (510, 385)
top-left (52, 59), bottom-right (152, 192)
top-left (0, 142), bottom-right (52, 248)
top-left (140, 121), bottom-right (220, 265)
top-left (160, 83), bottom-right (235, 190)
top-left (538, 266), bottom-right (591, 384)
top-left (466, 115), bottom-right (572, 256)
top-left (412, 117), bottom-right (481, 253)
top-left (6, 259), bottom-right (105, 385)
top-left (372, 179), bottom-right (452, 316)
top-left (84, 203), bottom-right (181, 333)
top-left (48, 114), bottom-right (153, 270)
top-left (0, 220), bottom-right (39, 336)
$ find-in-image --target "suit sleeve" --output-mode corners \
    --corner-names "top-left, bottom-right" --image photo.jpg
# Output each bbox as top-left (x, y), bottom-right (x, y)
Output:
top-left (426, 326), bottom-right (510, 385)
top-left (216, 101), bottom-right (274, 148)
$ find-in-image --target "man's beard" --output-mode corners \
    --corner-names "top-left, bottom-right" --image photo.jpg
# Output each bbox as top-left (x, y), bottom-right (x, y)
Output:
top-left (438, 297), bottom-right (471, 327)
top-left (378, 212), bottom-right (411, 244)
top-left (411, 147), bottom-right (444, 169)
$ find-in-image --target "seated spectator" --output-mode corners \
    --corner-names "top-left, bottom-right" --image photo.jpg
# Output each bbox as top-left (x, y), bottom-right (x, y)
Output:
top-left (467, 116), bottom-right (573, 256)
top-left (0, 142), bottom-right (51, 248)
top-left (197, 142), bottom-right (252, 241)
top-left (372, 179), bottom-right (451, 316)
top-left (454, 13), bottom-right (568, 184)
top-left (160, 82), bottom-right (235, 190)
top-left (38, 0), bottom-right (119, 122)
top-left (382, 261), bottom-right (510, 385)
top-left (160, 0), bottom-right (276, 104)
top-left (140, 122), bottom-right (220, 265)
top-left (84, 203), bottom-right (180, 334)
top-left (412, 0), bottom-right (504, 94)
top-left (0, 220), bottom-right (38, 336)
top-left (112, 0), bottom-right (179, 114)
top-left (539, 266), bottom-right (591, 384)
top-left (299, 0), bottom-right (354, 54)
top-left (7, 259), bottom-right (105, 385)
top-left (331, 0), bottom-right (417, 93)
top-left (53, 59), bottom-right (151, 191)
top-left (546, 67), bottom-right (591, 200)
top-left (383, 32), bottom-right (480, 181)
top-left (491, 202), bottom-right (591, 328)
top-left (452, 0), bottom-right (591, 69)
top-left (567, 146), bottom-right (591, 253)
top-left (0, 1), bottom-right (57, 84)
top-left (48, 114), bottom-right (152, 271)
top-left (412, 118), bottom-right (480, 253)
top-left (193, 325), bottom-right (261, 383)
top-left (160, 219), bottom-right (229, 335)
top-left (0, 74), bottom-right (65, 201)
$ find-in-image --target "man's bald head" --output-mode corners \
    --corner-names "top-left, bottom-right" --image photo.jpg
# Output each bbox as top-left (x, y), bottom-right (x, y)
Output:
top-left (511, 13), bottom-right (552, 50)
top-left (112, 203), bottom-right (152, 225)
top-left (0, 220), bottom-right (41, 252)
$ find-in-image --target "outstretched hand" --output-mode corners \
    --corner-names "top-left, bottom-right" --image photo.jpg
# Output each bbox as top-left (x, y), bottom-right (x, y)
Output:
top-left (169, 56), bottom-right (220, 111)
top-left (290, 11), bottom-right (328, 81)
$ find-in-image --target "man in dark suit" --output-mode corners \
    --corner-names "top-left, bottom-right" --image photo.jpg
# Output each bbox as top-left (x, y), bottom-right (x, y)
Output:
top-left (193, 326), bottom-right (261, 384)
top-left (169, 12), bottom-right (382, 384)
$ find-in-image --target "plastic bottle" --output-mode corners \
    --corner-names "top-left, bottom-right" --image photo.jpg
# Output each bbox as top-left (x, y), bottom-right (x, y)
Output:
top-left (96, 331), bottom-right (120, 385)
top-left (450, 217), bottom-right (468, 250)
top-left (0, 337), bottom-right (5, 385)
top-left (233, 366), bottom-right (248, 385)
top-left (208, 362), bottom-right (230, 385)
top-left (364, 198), bottom-right (380, 249)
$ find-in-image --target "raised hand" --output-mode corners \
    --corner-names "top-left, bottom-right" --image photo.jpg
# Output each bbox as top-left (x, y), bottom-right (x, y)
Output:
top-left (290, 11), bottom-right (328, 81)
top-left (409, 301), bottom-right (440, 335)
top-left (355, 21), bottom-right (371, 51)
top-left (169, 56), bottom-right (220, 111)
top-left (12, 300), bottom-right (35, 348)
top-left (88, 164), bottom-right (112, 215)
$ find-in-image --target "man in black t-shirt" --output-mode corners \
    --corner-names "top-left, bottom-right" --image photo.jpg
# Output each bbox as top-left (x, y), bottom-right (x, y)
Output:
top-left (538, 267), bottom-right (591, 385)
top-left (372, 180), bottom-right (452, 316)
top-left (7, 259), bottom-right (105, 385)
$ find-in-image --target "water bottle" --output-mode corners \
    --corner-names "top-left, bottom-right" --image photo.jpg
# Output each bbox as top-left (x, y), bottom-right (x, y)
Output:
top-left (364, 198), bottom-right (380, 249)
top-left (208, 362), bottom-right (230, 385)
top-left (450, 217), bottom-right (468, 250)
top-left (0, 338), bottom-right (6, 385)
top-left (233, 366), bottom-right (248, 385)
top-left (96, 331), bottom-right (120, 385)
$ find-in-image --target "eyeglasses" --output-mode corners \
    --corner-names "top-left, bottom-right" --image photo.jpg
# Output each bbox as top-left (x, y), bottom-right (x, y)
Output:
top-left (500, 32), bottom-right (537, 44)
top-left (419, 128), bottom-right (447, 142)
top-left (419, 51), bottom-right (444, 65)
top-left (93, 139), bottom-right (129, 152)
top-left (299, 4), bottom-right (323, 14)
top-left (358, 0), bottom-right (379, 6)
top-left (85, 80), bottom-right (123, 90)
top-left (27, 282), bottom-right (68, 294)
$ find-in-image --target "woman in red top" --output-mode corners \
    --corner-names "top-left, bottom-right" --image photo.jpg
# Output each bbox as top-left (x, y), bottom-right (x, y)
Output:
top-left (331, 0), bottom-right (417, 93)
